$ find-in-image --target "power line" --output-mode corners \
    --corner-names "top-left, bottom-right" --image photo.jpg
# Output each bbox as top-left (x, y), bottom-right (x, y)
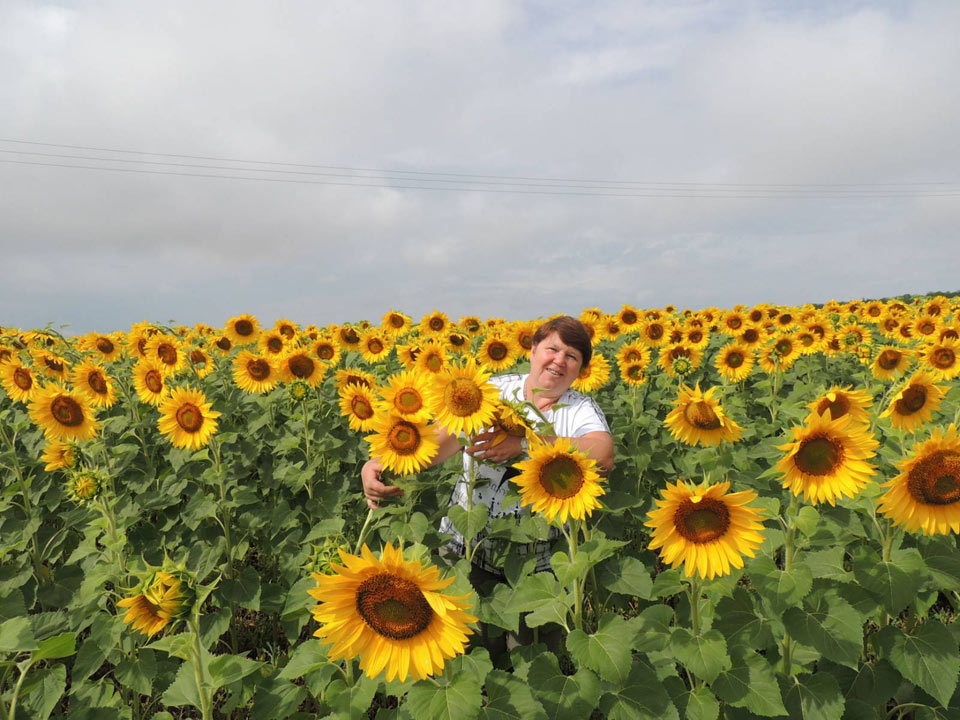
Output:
top-left (0, 136), bottom-right (955, 190)
top-left (4, 158), bottom-right (960, 199)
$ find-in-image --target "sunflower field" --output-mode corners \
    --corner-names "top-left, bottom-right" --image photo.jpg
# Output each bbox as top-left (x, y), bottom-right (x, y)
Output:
top-left (3, 297), bottom-right (960, 720)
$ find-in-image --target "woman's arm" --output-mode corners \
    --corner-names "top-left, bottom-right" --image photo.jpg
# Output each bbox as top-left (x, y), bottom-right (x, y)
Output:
top-left (361, 426), bottom-right (462, 508)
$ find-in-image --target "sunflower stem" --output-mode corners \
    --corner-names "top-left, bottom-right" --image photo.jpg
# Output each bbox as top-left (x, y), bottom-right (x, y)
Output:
top-left (301, 398), bottom-right (313, 499)
top-left (464, 453), bottom-right (478, 564)
top-left (354, 508), bottom-right (377, 555)
top-left (780, 493), bottom-right (799, 678)
top-left (569, 519), bottom-right (584, 632)
top-left (188, 614), bottom-right (214, 720)
top-left (0, 424), bottom-right (44, 585)
top-left (686, 575), bottom-right (703, 637)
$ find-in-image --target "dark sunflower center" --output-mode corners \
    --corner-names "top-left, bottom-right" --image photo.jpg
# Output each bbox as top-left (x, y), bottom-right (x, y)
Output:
top-left (346, 374), bottom-right (371, 388)
top-left (932, 348), bottom-right (956, 369)
top-left (749, 310), bottom-right (764, 323)
top-left (878, 349), bottom-right (901, 370)
top-left (727, 317), bottom-right (743, 330)
top-left (683, 401), bottom-right (722, 430)
top-left (538, 455), bottom-right (586, 499)
top-left (145, 370), bottom-right (163, 394)
top-left (247, 359), bottom-right (271, 381)
top-left (779, 314), bottom-right (793, 326)
top-left (157, 343), bottom-right (177, 365)
top-left (190, 350), bottom-right (207, 367)
top-left (918, 321), bottom-right (936, 335)
top-left (215, 337), bottom-right (232, 351)
top-left (388, 421), bottom-right (420, 454)
top-left (742, 328), bottom-right (760, 344)
top-left (267, 337), bottom-right (284, 353)
top-left (351, 395), bottom-right (374, 420)
top-left (798, 333), bottom-right (815, 347)
top-left (51, 396), bottom-right (84, 426)
top-left (389, 314), bottom-right (405, 328)
top-left (395, 388), bottom-right (423, 413)
top-left (341, 328), bottom-right (359, 344)
top-left (368, 339), bottom-right (384, 354)
top-left (674, 497), bottom-right (730, 544)
top-left (289, 355), bottom-right (314, 378)
top-left (895, 386), bottom-right (927, 415)
top-left (13, 368), bottom-right (32, 390)
top-left (356, 573), bottom-right (433, 640)
top-left (775, 339), bottom-right (793, 356)
top-left (444, 378), bottom-right (482, 416)
top-left (176, 403), bottom-right (204, 433)
top-left (621, 311), bottom-right (638, 325)
top-left (646, 324), bottom-right (663, 340)
top-left (817, 394), bottom-right (850, 420)
top-left (425, 353), bottom-right (443, 372)
top-left (45, 357), bottom-right (64, 372)
top-left (487, 342), bottom-right (508, 361)
top-left (688, 330), bottom-right (704, 344)
top-left (795, 435), bottom-right (844, 476)
top-left (96, 338), bottom-right (114, 353)
top-left (235, 320), bottom-right (254, 337)
top-left (624, 349), bottom-right (642, 362)
top-left (725, 351), bottom-right (744, 369)
top-left (316, 344), bottom-right (335, 360)
top-left (429, 317), bottom-right (445, 332)
top-left (278, 324), bottom-right (295, 338)
top-left (87, 371), bottom-right (108, 394)
top-left (518, 332), bottom-right (533, 351)
top-left (626, 365), bottom-right (643, 380)
top-left (907, 451), bottom-right (960, 506)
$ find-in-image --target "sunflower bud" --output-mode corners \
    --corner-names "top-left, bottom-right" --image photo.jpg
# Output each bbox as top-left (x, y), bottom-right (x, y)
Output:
top-left (117, 567), bottom-right (195, 637)
top-left (65, 467), bottom-right (106, 504)
top-left (672, 356), bottom-right (692, 376)
top-left (288, 380), bottom-right (311, 401)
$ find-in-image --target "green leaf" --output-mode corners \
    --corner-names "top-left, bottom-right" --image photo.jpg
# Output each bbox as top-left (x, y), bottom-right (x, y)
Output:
top-left (207, 653), bottom-right (265, 687)
top-left (476, 582), bottom-right (520, 634)
top-left (33, 631), bottom-right (76, 661)
top-left (852, 546), bottom-right (927, 614)
top-left (250, 676), bottom-right (308, 720)
top-left (713, 587), bottom-right (774, 650)
top-left (782, 590), bottom-right (863, 669)
top-left (651, 568), bottom-right (685, 597)
top-left (598, 656), bottom-right (679, 720)
top-left (682, 686), bottom-right (720, 720)
top-left (0, 615), bottom-right (38, 653)
top-left (551, 552), bottom-right (590, 588)
top-left (449, 504), bottom-right (489, 544)
top-left (162, 660), bottom-right (202, 710)
top-left (326, 673), bottom-right (379, 717)
top-left (794, 505), bottom-right (820, 537)
top-left (565, 613), bottom-right (634, 685)
top-left (479, 669), bottom-right (548, 720)
top-left (219, 565), bottom-right (261, 611)
top-left (278, 638), bottom-right (330, 679)
top-left (506, 573), bottom-right (570, 629)
top-left (887, 620), bottom-right (960, 708)
top-left (527, 652), bottom-right (600, 720)
top-left (405, 668), bottom-right (483, 720)
top-left (115, 649), bottom-right (157, 695)
top-left (847, 659), bottom-right (901, 705)
top-left (782, 672), bottom-right (844, 720)
top-left (802, 547), bottom-right (852, 583)
top-left (712, 650), bottom-right (787, 717)
top-left (669, 628), bottom-right (730, 683)
top-left (920, 537), bottom-right (960, 591)
top-left (629, 604), bottom-right (674, 653)
top-left (600, 556), bottom-right (653, 600)
top-left (19, 664), bottom-right (66, 720)
top-left (748, 556), bottom-right (813, 614)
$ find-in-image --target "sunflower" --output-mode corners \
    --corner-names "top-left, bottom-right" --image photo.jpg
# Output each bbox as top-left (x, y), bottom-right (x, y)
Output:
top-left (510, 438), bottom-right (604, 524)
top-left (657, 343), bottom-right (702, 379)
top-left (759, 336), bottom-right (799, 374)
top-left (339, 383), bottom-right (379, 432)
top-left (683, 326), bottom-right (710, 350)
top-left (32, 350), bottom-right (68, 380)
top-left (715, 343), bottom-right (754, 383)
top-left (414, 340), bottom-right (449, 375)
top-left (273, 318), bottom-right (300, 340)
top-left (619, 361), bottom-right (647, 387)
top-left (233, 351), bottom-right (280, 394)
top-left (278, 349), bottom-right (326, 386)
top-left (157, 386), bottom-right (220, 450)
top-left (881, 371), bottom-right (949, 432)
top-left (721, 311), bottom-right (748, 335)
top-left (334, 368), bottom-right (376, 391)
top-left (617, 305), bottom-right (641, 329)
top-left (209, 335), bottom-right (234, 355)
top-left (872, 346), bottom-right (913, 381)
top-left (258, 329), bottom-right (288, 357)
top-left (477, 334), bottom-right (519, 372)
top-left (28, 384), bottom-right (100, 442)
top-left (645, 480), bottom-right (764, 580)
top-left (921, 339), bottom-right (960, 381)
top-left (309, 543), bottom-right (475, 682)
top-left (224, 314), bottom-right (261, 346)
top-left (360, 329), bottom-right (393, 364)
top-left (377, 370), bottom-right (432, 423)
top-left (512, 321), bottom-right (537, 353)
top-left (458, 316), bottom-right (483, 336)
top-left (616, 341), bottom-right (651, 368)
top-left (425, 359), bottom-right (499, 437)
top-left (117, 571), bottom-right (190, 637)
top-left (70, 360), bottom-right (117, 408)
top-left (664, 384), bottom-right (743, 446)
top-left (877, 425), bottom-right (960, 535)
top-left (776, 412), bottom-right (879, 506)
top-left (0, 359), bottom-right (41, 403)
top-left (381, 310), bottom-right (412, 337)
top-left (145, 335), bottom-right (185, 376)
top-left (42, 440), bottom-right (77, 472)
top-left (572, 353), bottom-right (611, 393)
top-left (737, 325), bottom-right (764, 348)
top-left (312, 337), bottom-right (342, 367)
top-left (416, 310), bottom-right (448, 338)
top-left (365, 414), bottom-right (439, 475)
top-left (600, 318), bottom-right (623, 342)
top-left (859, 301), bottom-right (886, 323)
top-left (132, 361), bottom-right (168, 406)
top-left (913, 313), bottom-right (942, 340)
top-left (186, 346), bottom-right (215, 379)
top-left (65, 468), bottom-right (103, 504)
top-left (334, 326), bottom-right (363, 352)
top-left (807, 386), bottom-right (873, 427)
top-left (83, 332), bottom-right (123, 362)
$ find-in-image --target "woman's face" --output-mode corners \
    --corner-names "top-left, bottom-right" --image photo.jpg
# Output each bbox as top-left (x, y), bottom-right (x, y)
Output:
top-left (527, 332), bottom-right (584, 397)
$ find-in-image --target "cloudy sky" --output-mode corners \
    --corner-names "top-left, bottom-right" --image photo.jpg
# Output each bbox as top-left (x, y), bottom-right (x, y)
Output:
top-left (2, 0), bottom-right (959, 334)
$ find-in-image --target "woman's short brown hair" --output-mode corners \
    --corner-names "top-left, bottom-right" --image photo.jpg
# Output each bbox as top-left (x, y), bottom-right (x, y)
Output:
top-left (531, 316), bottom-right (593, 368)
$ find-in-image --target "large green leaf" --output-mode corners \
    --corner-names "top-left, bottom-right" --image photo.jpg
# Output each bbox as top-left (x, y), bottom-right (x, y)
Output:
top-left (919, 537), bottom-right (960, 592)
top-left (19, 664), bottom-right (66, 720)
top-left (748, 556), bottom-right (813, 614)
top-left (712, 649), bottom-right (787, 717)
top-left (527, 652), bottom-right (601, 720)
top-left (325, 673), bottom-right (379, 717)
top-left (846, 659), bottom-right (901, 705)
top-left (598, 555), bottom-right (654, 600)
top-left (505, 573), bottom-right (570, 629)
top-left (887, 620), bottom-right (960, 708)
top-left (669, 628), bottom-right (731, 683)
top-left (682, 686), bottom-right (720, 720)
top-left (801, 547), bottom-right (852, 583)
top-left (598, 656), bottom-right (679, 720)
top-left (713, 587), bottom-right (774, 650)
top-left (479, 669), bottom-right (548, 720)
top-left (782, 672), bottom-right (844, 720)
top-left (565, 613), bottom-right (635, 685)
top-left (405, 670), bottom-right (483, 720)
top-left (629, 604), bottom-right (674, 653)
top-left (0, 615), bottom-right (38, 653)
top-left (782, 590), bottom-right (863, 669)
top-left (207, 652), bottom-right (264, 687)
top-left (852, 546), bottom-right (927, 614)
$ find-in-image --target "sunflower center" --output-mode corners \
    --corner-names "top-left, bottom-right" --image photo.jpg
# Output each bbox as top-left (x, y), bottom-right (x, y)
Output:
top-left (932, 348), bottom-right (956, 369)
top-left (444, 378), bottom-right (483, 416)
top-left (683, 401), bottom-right (722, 430)
top-left (389, 314), bottom-right (405, 328)
top-left (742, 328), bottom-right (759, 344)
top-left (727, 317), bottom-right (743, 330)
top-left (267, 337), bottom-right (284, 353)
top-left (647, 324), bottom-right (664, 340)
top-left (775, 339), bottom-right (793, 356)
top-left (289, 355), bottom-right (315, 378)
top-left (688, 330), bottom-right (704, 344)
top-left (918, 322), bottom-right (936, 335)
top-left (157, 343), bottom-right (177, 365)
top-left (96, 338), bottom-right (115, 353)
top-left (794, 435), bottom-right (844, 476)
top-left (425, 353), bottom-right (443, 373)
top-left (487, 342), bottom-right (508, 361)
top-left (316, 344), bottom-right (335, 360)
top-left (45, 357), bottom-right (64, 372)
top-left (13, 368), bottom-right (32, 390)
top-left (368, 339), bottom-right (384, 354)
top-left (895, 386), bottom-right (927, 415)
top-left (429, 317), bottom-right (445, 332)
top-left (351, 395), bottom-right (374, 420)
top-left (51, 396), bottom-right (84, 427)
top-left (518, 332), bottom-right (533, 351)
top-left (176, 403), bottom-right (204, 433)
top-left (626, 365), bottom-right (643, 380)
top-left (356, 573), bottom-right (433, 640)
top-left (725, 351), bottom-right (744, 369)
top-left (215, 337), bottom-right (232, 351)
top-left (817, 394), bottom-right (850, 420)
top-left (74, 475), bottom-right (97, 499)
top-left (674, 497), bottom-right (731, 544)
top-left (624, 349), bottom-right (642, 362)
top-left (190, 350), bottom-right (207, 367)
top-left (247, 359), bottom-right (271, 381)
top-left (907, 451), bottom-right (960, 506)
top-left (621, 311), bottom-right (638, 325)
top-left (235, 320), bottom-right (254, 337)
top-left (877, 349), bottom-right (901, 370)
top-left (87, 371), bottom-right (108, 394)
top-left (538, 455), bottom-right (585, 499)
top-left (144, 370), bottom-right (163, 394)
top-left (388, 421), bottom-right (421, 454)
top-left (395, 388), bottom-right (423, 413)
top-left (342, 328), bottom-right (359, 344)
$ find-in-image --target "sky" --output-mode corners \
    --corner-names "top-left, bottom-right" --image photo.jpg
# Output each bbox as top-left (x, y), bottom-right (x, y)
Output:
top-left (2, 0), bottom-right (959, 335)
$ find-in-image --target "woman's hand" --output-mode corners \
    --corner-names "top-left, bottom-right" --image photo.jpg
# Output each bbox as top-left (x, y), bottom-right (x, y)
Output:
top-left (466, 431), bottom-right (525, 465)
top-left (361, 458), bottom-right (404, 509)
